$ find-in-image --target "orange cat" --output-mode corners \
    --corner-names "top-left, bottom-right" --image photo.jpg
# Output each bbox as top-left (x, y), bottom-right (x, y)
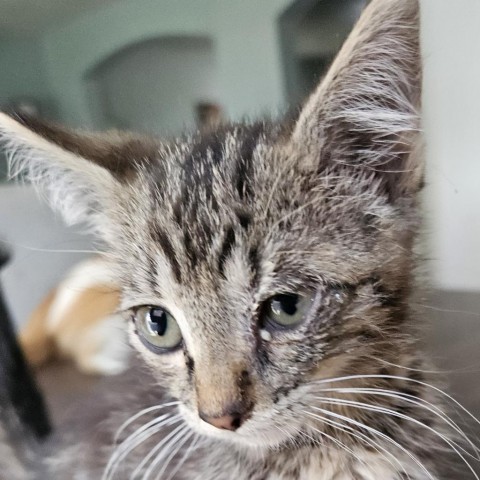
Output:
top-left (20, 256), bottom-right (130, 376)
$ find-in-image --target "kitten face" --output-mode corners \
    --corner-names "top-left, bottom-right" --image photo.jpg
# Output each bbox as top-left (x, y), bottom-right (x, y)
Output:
top-left (104, 123), bottom-right (419, 447)
top-left (0, 0), bottom-right (424, 455)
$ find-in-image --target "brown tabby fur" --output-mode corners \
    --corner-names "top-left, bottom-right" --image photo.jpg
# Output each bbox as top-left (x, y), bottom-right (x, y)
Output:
top-left (0, 0), bottom-right (476, 478)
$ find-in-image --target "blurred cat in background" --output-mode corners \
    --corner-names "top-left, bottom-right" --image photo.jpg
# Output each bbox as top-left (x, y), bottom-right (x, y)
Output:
top-left (20, 256), bottom-right (129, 376)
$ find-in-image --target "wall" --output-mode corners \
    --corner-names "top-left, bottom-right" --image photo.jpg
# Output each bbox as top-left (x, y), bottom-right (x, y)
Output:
top-left (0, 38), bottom-right (50, 109)
top-left (280, 0), bottom-right (367, 105)
top-left (40, 0), bottom-right (291, 128)
top-left (0, 38), bottom-right (53, 180)
top-left (421, 0), bottom-right (480, 291)
top-left (88, 36), bottom-right (218, 135)
top-left (0, 185), bottom-right (93, 326)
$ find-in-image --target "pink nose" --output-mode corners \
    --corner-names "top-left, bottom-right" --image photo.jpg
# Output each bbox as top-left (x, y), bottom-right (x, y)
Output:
top-left (200, 413), bottom-right (243, 431)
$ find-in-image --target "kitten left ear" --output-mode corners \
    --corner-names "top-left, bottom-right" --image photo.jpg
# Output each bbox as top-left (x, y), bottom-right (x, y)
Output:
top-left (292, 0), bottom-right (422, 200)
top-left (0, 112), bottom-right (155, 236)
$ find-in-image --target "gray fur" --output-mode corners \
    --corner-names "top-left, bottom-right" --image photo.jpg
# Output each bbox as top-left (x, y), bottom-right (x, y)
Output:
top-left (0, 0), bottom-right (476, 478)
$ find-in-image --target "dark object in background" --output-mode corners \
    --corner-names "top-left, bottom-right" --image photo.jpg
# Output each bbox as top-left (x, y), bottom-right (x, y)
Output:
top-left (0, 247), bottom-right (51, 438)
top-left (196, 102), bottom-right (223, 132)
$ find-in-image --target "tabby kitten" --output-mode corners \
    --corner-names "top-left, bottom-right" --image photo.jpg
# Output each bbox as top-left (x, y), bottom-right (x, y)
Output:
top-left (0, 0), bottom-right (477, 478)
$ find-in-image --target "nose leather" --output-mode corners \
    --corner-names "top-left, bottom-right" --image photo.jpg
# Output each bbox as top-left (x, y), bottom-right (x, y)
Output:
top-left (200, 413), bottom-right (243, 431)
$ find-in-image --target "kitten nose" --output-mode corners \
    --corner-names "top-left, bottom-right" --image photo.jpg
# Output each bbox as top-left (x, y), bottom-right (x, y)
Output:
top-left (199, 412), bottom-right (243, 431)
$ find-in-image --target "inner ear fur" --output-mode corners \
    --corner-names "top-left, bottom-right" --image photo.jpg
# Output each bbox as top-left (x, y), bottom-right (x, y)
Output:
top-left (8, 112), bottom-right (158, 180)
top-left (292, 0), bottom-right (422, 200)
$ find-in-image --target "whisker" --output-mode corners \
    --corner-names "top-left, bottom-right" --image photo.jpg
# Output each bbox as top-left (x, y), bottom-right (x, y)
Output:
top-left (152, 429), bottom-right (195, 480)
top-left (321, 394), bottom-right (476, 460)
top-left (112, 413), bottom-right (176, 462)
top-left (300, 414), bottom-right (372, 471)
top-left (303, 410), bottom-right (412, 479)
top-left (164, 434), bottom-right (201, 480)
top-left (105, 416), bottom-right (170, 480)
top-left (312, 374), bottom-right (480, 429)
top-left (314, 397), bottom-right (479, 479)
top-left (310, 405), bottom-right (436, 480)
top-left (315, 386), bottom-right (480, 458)
top-left (142, 424), bottom-right (191, 480)
top-left (412, 302), bottom-right (480, 319)
top-left (0, 238), bottom-right (101, 255)
top-left (273, 424), bottom-right (302, 450)
top-left (103, 414), bottom-right (181, 480)
top-left (372, 357), bottom-right (480, 375)
top-left (131, 423), bottom-right (187, 480)
top-left (114, 402), bottom-right (180, 444)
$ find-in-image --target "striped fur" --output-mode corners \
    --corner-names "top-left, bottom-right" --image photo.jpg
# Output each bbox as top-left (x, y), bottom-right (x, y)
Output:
top-left (0, 1), bottom-right (476, 478)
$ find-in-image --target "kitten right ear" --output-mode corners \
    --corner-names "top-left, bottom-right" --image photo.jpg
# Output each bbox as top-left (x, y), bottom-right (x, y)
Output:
top-left (0, 112), bottom-right (155, 236)
top-left (292, 0), bottom-right (422, 200)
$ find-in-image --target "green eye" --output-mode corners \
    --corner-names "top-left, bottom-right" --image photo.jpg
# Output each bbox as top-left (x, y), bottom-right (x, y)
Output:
top-left (134, 306), bottom-right (182, 352)
top-left (264, 293), bottom-right (314, 329)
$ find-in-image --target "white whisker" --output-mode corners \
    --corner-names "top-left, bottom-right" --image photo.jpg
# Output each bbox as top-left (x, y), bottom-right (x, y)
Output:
top-left (314, 397), bottom-right (479, 479)
top-left (103, 414), bottom-right (181, 480)
top-left (372, 357), bottom-right (480, 375)
top-left (273, 424), bottom-right (298, 449)
top-left (114, 402), bottom-right (180, 444)
top-left (131, 423), bottom-right (186, 480)
top-left (310, 405), bottom-right (436, 480)
top-left (0, 238), bottom-right (102, 255)
top-left (152, 429), bottom-right (195, 480)
top-left (315, 386), bottom-right (480, 458)
top-left (303, 410), bottom-right (412, 479)
top-left (312, 374), bottom-right (480, 429)
top-left (412, 302), bottom-right (480, 319)
top-left (300, 413), bottom-right (371, 471)
top-left (164, 434), bottom-right (201, 480)
top-left (113, 414), bottom-right (176, 463)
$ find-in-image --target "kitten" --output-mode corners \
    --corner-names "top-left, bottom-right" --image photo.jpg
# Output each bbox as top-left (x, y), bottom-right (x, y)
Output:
top-left (0, 0), bottom-right (477, 478)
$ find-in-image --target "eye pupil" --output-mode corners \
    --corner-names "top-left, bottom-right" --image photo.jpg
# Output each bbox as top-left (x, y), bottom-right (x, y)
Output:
top-left (262, 292), bottom-right (314, 329)
top-left (148, 308), bottom-right (168, 336)
top-left (134, 305), bottom-right (182, 353)
top-left (271, 294), bottom-right (298, 316)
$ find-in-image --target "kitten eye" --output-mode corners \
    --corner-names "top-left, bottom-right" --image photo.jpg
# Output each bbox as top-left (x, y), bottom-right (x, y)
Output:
top-left (262, 293), bottom-right (314, 329)
top-left (134, 306), bottom-right (182, 352)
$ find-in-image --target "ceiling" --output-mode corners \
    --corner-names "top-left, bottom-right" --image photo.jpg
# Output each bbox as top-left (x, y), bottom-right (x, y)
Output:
top-left (0, 0), bottom-right (122, 38)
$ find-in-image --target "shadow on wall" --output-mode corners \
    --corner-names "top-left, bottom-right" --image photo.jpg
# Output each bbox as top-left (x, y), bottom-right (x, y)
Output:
top-left (85, 35), bottom-right (219, 136)
top-left (279, 0), bottom-right (367, 106)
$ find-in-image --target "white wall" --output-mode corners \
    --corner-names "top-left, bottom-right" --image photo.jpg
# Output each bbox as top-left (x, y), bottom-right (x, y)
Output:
top-left (40, 0), bottom-right (291, 128)
top-left (0, 38), bottom-right (52, 113)
top-left (422, 0), bottom-right (480, 291)
top-left (0, 185), bottom-right (93, 326)
top-left (88, 36), bottom-right (218, 135)
top-left (294, 0), bottom-right (367, 57)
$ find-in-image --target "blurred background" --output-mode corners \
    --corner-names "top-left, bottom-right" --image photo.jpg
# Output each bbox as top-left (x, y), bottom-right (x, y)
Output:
top-left (0, 0), bottom-right (479, 427)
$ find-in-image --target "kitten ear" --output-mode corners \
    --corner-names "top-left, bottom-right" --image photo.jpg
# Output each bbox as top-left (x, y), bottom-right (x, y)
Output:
top-left (292, 0), bottom-right (422, 200)
top-left (0, 112), bottom-right (155, 235)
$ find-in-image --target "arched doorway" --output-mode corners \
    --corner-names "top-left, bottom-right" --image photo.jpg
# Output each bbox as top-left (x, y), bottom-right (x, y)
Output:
top-left (85, 35), bottom-right (219, 135)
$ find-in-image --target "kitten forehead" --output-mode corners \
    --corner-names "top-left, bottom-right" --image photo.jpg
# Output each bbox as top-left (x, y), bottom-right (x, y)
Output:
top-left (115, 123), bottom-right (410, 306)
